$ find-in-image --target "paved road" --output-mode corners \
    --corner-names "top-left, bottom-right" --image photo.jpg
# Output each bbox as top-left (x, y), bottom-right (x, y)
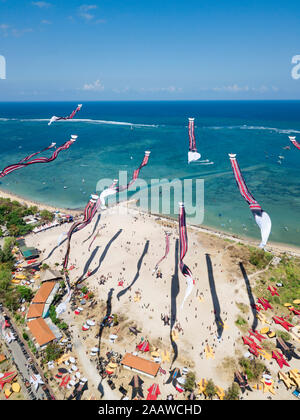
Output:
top-left (0, 309), bottom-right (53, 400)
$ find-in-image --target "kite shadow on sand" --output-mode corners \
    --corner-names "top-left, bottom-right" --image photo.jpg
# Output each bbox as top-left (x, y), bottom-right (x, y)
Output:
top-left (76, 246), bottom-right (100, 286)
top-left (206, 253), bottom-right (224, 339)
top-left (170, 239), bottom-right (180, 368)
top-left (77, 229), bottom-right (122, 284)
top-left (239, 262), bottom-right (258, 331)
top-left (82, 213), bottom-right (102, 244)
top-left (42, 237), bottom-right (67, 263)
top-left (116, 240), bottom-right (149, 301)
top-left (98, 288), bottom-right (114, 359)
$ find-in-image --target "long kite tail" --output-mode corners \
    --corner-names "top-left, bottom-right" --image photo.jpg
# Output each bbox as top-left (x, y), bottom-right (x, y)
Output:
top-left (229, 153), bottom-right (271, 248)
top-left (63, 197), bottom-right (97, 270)
top-left (0, 135), bottom-right (77, 179)
top-left (154, 231), bottom-right (171, 272)
top-left (179, 202), bottom-right (194, 308)
top-left (228, 154), bottom-right (261, 211)
top-left (115, 151), bottom-right (151, 193)
top-left (289, 136), bottom-right (300, 150)
top-left (188, 118), bottom-right (196, 152)
top-left (48, 104), bottom-right (82, 126)
top-left (19, 142), bottom-right (57, 163)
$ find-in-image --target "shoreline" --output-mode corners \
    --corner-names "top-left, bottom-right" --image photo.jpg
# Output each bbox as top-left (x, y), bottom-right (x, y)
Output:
top-left (0, 187), bottom-right (82, 217)
top-left (1, 187), bottom-right (300, 257)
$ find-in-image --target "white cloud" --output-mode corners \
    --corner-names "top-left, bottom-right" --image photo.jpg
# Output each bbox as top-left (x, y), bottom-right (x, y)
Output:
top-left (32, 1), bottom-right (51, 8)
top-left (0, 24), bottom-right (33, 37)
top-left (82, 79), bottom-right (104, 91)
top-left (139, 86), bottom-right (183, 93)
top-left (212, 84), bottom-right (250, 92)
top-left (78, 4), bottom-right (98, 20)
top-left (211, 84), bottom-right (279, 93)
top-left (41, 19), bottom-right (52, 25)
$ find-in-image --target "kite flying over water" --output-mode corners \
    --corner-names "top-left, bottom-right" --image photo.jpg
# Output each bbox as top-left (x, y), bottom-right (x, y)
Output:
top-left (0, 136), bottom-right (77, 179)
top-left (289, 136), bottom-right (300, 150)
top-left (62, 151), bottom-right (151, 271)
top-left (48, 104), bottom-right (82, 126)
top-left (187, 118), bottom-right (214, 165)
top-left (229, 154), bottom-right (272, 249)
top-left (179, 202), bottom-right (194, 309)
top-left (188, 118), bottom-right (201, 163)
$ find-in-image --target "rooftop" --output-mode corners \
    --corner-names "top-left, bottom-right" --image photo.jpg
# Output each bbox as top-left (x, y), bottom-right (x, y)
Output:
top-left (27, 303), bottom-right (45, 319)
top-left (121, 353), bottom-right (160, 377)
top-left (32, 281), bottom-right (56, 304)
top-left (27, 318), bottom-right (56, 347)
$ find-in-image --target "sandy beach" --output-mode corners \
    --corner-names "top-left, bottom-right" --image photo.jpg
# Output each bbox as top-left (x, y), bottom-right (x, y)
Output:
top-left (21, 199), bottom-right (299, 400)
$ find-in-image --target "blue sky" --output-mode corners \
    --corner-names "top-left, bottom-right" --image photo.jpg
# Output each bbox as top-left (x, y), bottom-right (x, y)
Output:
top-left (0, 0), bottom-right (300, 100)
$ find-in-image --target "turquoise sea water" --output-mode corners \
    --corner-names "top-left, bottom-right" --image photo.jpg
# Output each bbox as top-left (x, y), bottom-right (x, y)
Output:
top-left (0, 100), bottom-right (300, 246)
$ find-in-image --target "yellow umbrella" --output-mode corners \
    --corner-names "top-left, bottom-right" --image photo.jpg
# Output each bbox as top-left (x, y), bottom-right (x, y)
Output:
top-left (12, 382), bottom-right (21, 393)
top-left (293, 299), bottom-right (300, 305)
top-left (4, 388), bottom-right (12, 398)
top-left (15, 274), bottom-right (27, 280)
top-left (284, 303), bottom-right (292, 307)
top-left (11, 279), bottom-right (21, 285)
top-left (107, 362), bottom-right (118, 369)
top-left (260, 327), bottom-right (270, 334)
top-left (151, 351), bottom-right (160, 358)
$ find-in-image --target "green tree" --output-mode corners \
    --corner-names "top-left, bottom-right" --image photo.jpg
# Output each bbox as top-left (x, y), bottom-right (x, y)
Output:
top-left (44, 343), bottom-right (63, 362)
top-left (40, 210), bottom-right (54, 222)
top-left (205, 379), bottom-right (216, 400)
top-left (16, 286), bottom-right (33, 302)
top-left (184, 372), bottom-right (196, 393)
top-left (224, 383), bottom-right (240, 400)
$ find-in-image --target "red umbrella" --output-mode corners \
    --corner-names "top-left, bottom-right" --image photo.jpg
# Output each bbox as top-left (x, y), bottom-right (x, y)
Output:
top-left (147, 383), bottom-right (160, 400)
top-left (0, 372), bottom-right (17, 389)
top-left (137, 341), bottom-right (150, 352)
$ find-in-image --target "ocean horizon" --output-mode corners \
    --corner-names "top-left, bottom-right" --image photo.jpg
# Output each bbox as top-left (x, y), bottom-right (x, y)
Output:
top-left (1, 100), bottom-right (300, 247)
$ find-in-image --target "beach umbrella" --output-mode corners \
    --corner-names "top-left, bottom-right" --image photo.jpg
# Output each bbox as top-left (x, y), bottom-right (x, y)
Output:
top-left (4, 388), bottom-right (12, 399)
top-left (69, 357), bottom-right (76, 364)
top-left (82, 325), bottom-right (89, 331)
top-left (86, 320), bottom-right (95, 327)
top-left (110, 334), bottom-right (118, 340)
top-left (75, 372), bottom-right (81, 379)
top-left (81, 377), bottom-right (88, 383)
top-left (177, 377), bottom-right (186, 385)
top-left (12, 382), bottom-right (21, 393)
top-left (182, 367), bottom-right (189, 375)
top-left (58, 368), bottom-right (68, 374)
top-left (69, 380), bottom-right (76, 386)
top-left (91, 347), bottom-right (99, 353)
top-left (293, 299), bottom-right (300, 305)
top-left (71, 365), bottom-right (78, 372)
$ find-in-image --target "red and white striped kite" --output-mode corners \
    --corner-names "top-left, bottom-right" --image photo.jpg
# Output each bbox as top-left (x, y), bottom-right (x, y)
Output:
top-left (154, 231), bottom-right (171, 273)
top-left (0, 136), bottom-right (77, 179)
top-left (289, 136), bottom-right (300, 150)
top-left (188, 118), bottom-right (201, 163)
top-left (179, 202), bottom-right (194, 308)
top-left (229, 153), bottom-right (271, 249)
top-left (48, 104), bottom-right (82, 126)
